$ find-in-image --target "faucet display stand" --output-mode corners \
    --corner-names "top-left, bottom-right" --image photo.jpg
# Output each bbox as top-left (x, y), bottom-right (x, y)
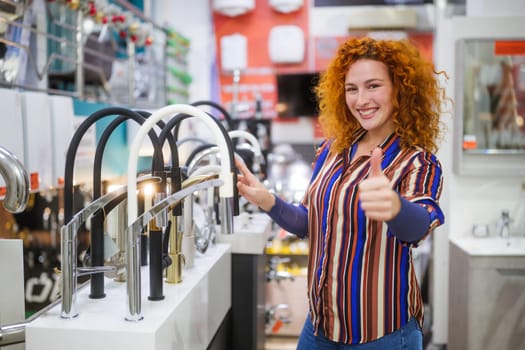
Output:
top-left (25, 244), bottom-right (231, 350)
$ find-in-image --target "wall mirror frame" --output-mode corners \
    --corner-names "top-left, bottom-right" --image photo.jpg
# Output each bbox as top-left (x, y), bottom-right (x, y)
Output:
top-left (453, 37), bottom-right (525, 175)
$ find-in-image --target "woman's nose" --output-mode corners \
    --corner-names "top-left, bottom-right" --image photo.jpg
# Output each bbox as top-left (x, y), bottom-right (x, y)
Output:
top-left (356, 89), bottom-right (370, 105)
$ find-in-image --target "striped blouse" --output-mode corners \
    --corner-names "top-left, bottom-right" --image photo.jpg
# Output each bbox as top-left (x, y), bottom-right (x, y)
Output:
top-left (302, 130), bottom-right (445, 344)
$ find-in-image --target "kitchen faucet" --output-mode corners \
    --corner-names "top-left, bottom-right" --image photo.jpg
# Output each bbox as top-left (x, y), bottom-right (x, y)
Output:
top-left (60, 175), bottom-right (160, 319)
top-left (63, 107), bottom-right (166, 299)
top-left (92, 110), bottom-right (180, 301)
top-left (498, 209), bottom-right (513, 239)
top-left (126, 103), bottom-right (237, 321)
top-left (125, 176), bottom-right (223, 321)
top-left (0, 146), bottom-right (29, 213)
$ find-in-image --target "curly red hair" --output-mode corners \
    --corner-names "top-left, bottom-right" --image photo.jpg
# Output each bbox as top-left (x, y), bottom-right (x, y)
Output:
top-left (314, 36), bottom-right (449, 153)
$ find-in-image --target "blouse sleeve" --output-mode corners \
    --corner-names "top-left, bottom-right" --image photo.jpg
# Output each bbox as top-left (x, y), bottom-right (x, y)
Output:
top-left (394, 151), bottom-right (445, 246)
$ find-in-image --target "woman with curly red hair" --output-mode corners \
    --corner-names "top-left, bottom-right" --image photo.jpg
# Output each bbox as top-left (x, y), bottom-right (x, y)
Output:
top-left (236, 36), bottom-right (449, 349)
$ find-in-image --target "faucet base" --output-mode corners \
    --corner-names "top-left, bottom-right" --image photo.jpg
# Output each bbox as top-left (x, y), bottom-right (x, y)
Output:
top-left (125, 314), bottom-right (144, 322)
top-left (166, 253), bottom-right (184, 284)
top-left (60, 312), bottom-right (79, 319)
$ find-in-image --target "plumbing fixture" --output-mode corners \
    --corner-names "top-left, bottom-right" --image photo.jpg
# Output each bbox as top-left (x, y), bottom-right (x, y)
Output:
top-left (61, 175), bottom-right (160, 319)
top-left (187, 100), bottom-right (234, 131)
top-left (143, 105), bottom-right (237, 235)
top-left (165, 213), bottom-right (183, 283)
top-left (266, 303), bottom-right (291, 329)
top-left (186, 164), bottom-right (221, 255)
top-left (155, 110), bottom-right (238, 267)
top-left (157, 101), bottom-right (239, 225)
top-left (170, 174), bottom-right (220, 274)
top-left (182, 129), bottom-right (264, 251)
top-left (176, 136), bottom-right (210, 147)
top-left (124, 103), bottom-right (238, 321)
top-left (186, 130), bottom-right (264, 178)
top-left (498, 209), bottom-right (513, 239)
top-left (63, 107), bottom-right (171, 299)
top-left (91, 110), bottom-right (180, 301)
top-left (228, 129), bottom-right (264, 174)
top-left (91, 112), bottom-right (164, 298)
top-left (0, 146), bottom-right (29, 213)
top-left (266, 256), bottom-right (295, 282)
top-left (125, 176), bottom-right (223, 321)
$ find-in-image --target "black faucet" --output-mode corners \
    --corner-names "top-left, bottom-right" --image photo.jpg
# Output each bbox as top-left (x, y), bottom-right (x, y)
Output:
top-left (64, 107), bottom-right (169, 299)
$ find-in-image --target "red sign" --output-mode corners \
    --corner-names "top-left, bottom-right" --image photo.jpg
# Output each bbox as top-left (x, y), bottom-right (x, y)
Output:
top-left (495, 41), bottom-right (525, 56)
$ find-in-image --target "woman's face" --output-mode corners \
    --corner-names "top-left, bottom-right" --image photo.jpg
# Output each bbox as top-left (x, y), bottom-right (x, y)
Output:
top-left (344, 59), bottom-right (395, 139)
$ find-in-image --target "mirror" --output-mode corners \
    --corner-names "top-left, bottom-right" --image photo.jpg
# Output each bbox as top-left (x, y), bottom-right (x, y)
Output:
top-left (454, 38), bottom-right (525, 175)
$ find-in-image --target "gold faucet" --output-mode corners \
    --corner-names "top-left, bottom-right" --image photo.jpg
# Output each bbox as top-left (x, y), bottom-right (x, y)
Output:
top-left (165, 214), bottom-right (184, 284)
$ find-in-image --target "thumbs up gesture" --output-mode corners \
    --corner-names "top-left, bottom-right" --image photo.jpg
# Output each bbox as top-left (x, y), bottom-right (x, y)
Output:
top-left (358, 147), bottom-right (401, 221)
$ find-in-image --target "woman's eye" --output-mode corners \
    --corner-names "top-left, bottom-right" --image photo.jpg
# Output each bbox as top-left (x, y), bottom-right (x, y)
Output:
top-left (345, 86), bottom-right (357, 93)
top-left (368, 84), bottom-right (380, 90)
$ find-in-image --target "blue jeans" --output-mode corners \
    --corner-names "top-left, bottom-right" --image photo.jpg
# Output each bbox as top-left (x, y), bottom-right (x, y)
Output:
top-left (296, 316), bottom-right (423, 350)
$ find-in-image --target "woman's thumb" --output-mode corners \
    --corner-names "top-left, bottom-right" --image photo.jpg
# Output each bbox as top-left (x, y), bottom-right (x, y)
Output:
top-left (369, 147), bottom-right (383, 177)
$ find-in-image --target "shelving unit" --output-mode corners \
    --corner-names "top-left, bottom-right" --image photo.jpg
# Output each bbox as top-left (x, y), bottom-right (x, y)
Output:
top-left (264, 231), bottom-right (309, 337)
top-left (0, 0), bottom-right (191, 109)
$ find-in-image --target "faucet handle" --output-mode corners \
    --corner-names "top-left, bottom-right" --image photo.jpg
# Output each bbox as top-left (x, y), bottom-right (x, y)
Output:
top-left (54, 266), bottom-right (116, 277)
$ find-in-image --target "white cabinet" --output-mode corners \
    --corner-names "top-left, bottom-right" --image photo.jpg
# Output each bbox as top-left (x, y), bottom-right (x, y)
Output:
top-left (448, 239), bottom-right (525, 350)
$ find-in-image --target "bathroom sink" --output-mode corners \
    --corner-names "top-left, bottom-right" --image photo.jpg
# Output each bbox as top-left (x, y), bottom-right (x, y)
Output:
top-left (215, 212), bottom-right (272, 254)
top-left (450, 236), bottom-right (525, 256)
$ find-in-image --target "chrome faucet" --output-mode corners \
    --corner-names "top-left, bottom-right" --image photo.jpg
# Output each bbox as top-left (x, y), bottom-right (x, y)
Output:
top-left (63, 107), bottom-right (173, 299)
top-left (61, 176), bottom-right (159, 319)
top-left (498, 209), bottom-right (513, 239)
top-left (0, 146), bottom-right (29, 213)
top-left (125, 177), bottom-right (223, 321)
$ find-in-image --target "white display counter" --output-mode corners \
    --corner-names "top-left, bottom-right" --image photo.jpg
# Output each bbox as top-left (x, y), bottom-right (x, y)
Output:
top-left (25, 243), bottom-right (232, 350)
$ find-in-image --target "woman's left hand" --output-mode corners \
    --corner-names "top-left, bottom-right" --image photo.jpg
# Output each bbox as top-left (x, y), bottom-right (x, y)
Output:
top-left (358, 147), bottom-right (401, 221)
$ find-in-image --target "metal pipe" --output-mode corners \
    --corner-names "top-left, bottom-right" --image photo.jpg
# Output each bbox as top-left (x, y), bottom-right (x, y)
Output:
top-left (0, 146), bottom-right (29, 213)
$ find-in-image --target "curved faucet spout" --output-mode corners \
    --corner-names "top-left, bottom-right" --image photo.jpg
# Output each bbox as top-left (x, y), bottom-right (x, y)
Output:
top-left (0, 146), bottom-right (30, 213)
top-left (127, 104), bottom-right (235, 232)
top-left (125, 176), bottom-right (223, 321)
top-left (61, 175), bottom-right (160, 319)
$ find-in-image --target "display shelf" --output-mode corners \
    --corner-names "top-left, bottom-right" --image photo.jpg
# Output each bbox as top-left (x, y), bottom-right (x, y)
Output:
top-left (25, 243), bottom-right (232, 350)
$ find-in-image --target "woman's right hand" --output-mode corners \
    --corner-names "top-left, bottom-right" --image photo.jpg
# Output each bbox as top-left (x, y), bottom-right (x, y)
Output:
top-left (235, 156), bottom-right (275, 211)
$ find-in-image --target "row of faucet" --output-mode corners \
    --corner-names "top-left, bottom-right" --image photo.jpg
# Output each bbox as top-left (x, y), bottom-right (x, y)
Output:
top-left (62, 102), bottom-right (266, 322)
top-left (0, 101), bottom-right (266, 346)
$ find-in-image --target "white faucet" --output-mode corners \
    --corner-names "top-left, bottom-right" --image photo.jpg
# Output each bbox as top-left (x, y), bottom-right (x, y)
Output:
top-left (125, 103), bottom-right (235, 322)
